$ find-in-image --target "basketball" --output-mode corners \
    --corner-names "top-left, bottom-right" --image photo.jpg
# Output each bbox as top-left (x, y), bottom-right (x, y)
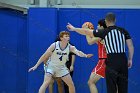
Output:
top-left (82, 22), bottom-right (94, 30)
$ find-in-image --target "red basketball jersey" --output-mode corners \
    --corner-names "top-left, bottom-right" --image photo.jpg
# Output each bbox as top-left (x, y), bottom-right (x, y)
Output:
top-left (97, 41), bottom-right (107, 58)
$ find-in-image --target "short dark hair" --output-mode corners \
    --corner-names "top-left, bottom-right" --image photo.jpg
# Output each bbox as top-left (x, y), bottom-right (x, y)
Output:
top-left (98, 19), bottom-right (107, 28)
top-left (105, 12), bottom-right (116, 22)
top-left (59, 31), bottom-right (70, 38)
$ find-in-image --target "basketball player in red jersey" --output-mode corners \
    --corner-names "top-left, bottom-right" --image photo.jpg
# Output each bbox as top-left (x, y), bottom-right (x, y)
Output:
top-left (82, 19), bottom-right (107, 93)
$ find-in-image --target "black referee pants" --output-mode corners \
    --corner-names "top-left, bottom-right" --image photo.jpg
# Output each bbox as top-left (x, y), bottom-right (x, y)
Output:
top-left (105, 54), bottom-right (128, 93)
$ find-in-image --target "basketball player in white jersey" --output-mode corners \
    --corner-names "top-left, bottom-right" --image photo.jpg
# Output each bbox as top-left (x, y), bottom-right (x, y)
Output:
top-left (28, 31), bottom-right (93, 93)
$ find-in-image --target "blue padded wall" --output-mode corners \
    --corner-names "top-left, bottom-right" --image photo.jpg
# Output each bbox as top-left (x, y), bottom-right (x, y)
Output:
top-left (28, 8), bottom-right (57, 93)
top-left (124, 9), bottom-right (140, 93)
top-left (0, 9), bottom-right (28, 93)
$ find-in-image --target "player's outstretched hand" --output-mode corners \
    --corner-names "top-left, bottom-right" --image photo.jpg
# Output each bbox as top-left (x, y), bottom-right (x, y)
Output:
top-left (66, 23), bottom-right (75, 31)
top-left (28, 65), bottom-right (37, 72)
top-left (86, 54), bottom-right (93, 58)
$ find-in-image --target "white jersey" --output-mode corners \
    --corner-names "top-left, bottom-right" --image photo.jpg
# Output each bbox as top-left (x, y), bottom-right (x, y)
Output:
top-left (49, 41), bottom-right (70, 66)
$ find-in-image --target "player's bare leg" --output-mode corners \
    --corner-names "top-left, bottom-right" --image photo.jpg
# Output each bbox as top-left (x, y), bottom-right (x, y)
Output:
top-left (88, 73), bottom-right (101, 93)
top-left (56, 78), bottom-right (64, 93)
top-left (61, 74), bottom-right (75, 93)
top-left (48, 79), bottom-right (54, 93)
top-left (39, 73), bottom-right (53, 93)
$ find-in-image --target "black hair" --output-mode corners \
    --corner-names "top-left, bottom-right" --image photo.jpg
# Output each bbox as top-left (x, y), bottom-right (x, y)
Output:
top-left (98, 19), bottom-right (107, 28)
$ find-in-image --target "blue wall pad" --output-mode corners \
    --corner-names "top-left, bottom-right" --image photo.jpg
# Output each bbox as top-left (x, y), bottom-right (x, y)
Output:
top-left (28, 8), bottom-right (58, 93)
top-left (0, 9), bottom-right (28, 93)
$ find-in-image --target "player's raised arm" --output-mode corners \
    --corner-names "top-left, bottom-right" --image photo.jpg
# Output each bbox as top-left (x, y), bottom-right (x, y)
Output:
top-left (66, 23), bottom-right (94, 37)
top-left (81, 22), bottom-right (100, 45)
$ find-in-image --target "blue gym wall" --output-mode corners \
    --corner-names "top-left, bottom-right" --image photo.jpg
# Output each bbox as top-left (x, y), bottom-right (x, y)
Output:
top-left (0, 8), bottom-right (140, 93)
top-left (0, 9), bottom-right (28, 93)
top-left (28, 8), bottom-right (58, 93)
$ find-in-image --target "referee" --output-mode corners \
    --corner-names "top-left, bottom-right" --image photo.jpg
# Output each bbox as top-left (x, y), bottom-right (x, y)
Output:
top-left (67, 12), bottom-right (134, 93)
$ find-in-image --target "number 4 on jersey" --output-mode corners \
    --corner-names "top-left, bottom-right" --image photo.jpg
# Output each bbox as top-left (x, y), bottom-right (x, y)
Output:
top-left (59, 56), bottom-right (63, 61)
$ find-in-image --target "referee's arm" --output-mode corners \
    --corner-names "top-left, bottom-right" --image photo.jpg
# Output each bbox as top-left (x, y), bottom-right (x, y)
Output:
top-left (126, 39), bottom-right (134, 68)
top-left (126, 39), bottom-right (134, 60)
top-left (125, 30), bottom-right (134, 68)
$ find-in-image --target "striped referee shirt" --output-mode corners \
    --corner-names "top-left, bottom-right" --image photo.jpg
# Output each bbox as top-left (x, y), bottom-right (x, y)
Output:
top-left (93, 26), bottom-right (131, 54)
